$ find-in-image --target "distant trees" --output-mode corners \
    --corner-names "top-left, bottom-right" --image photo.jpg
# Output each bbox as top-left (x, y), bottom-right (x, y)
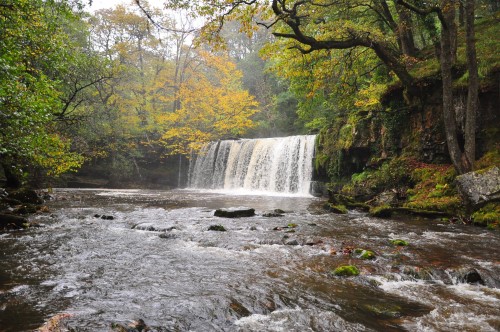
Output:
top-left (0, 1), bottom-right (260, 186)
top-left (162, 0), bottom-right (488, 174)
top-left (84, 4), bottom-right (256, 158)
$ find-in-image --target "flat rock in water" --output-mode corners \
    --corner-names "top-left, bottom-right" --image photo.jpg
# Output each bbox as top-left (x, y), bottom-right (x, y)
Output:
top-left (456, 166), bottom-right (500, 208)
top-left (214, 208), bottom-right (255, 218)
top-left (0, 213), bottom-right (29, 228)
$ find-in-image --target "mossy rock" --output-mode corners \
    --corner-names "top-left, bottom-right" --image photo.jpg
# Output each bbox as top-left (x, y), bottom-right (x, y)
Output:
top-left (369, 205), bottom-right (393, 218)
top-left (208, 225), bottom-right (227, 231)
top-left (324, 203), bottom-right (348, 214)
top-left (472, 202), bottom-right (500, 227)
top-left (354, 249), bottom-right (376, 260)
top-left (390, 239), bottom-right (409, 246)
top-left (332, 265), bottom-right (360, 277)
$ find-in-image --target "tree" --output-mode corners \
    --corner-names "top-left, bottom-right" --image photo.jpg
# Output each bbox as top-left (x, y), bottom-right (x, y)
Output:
top-left (397, 0), bottom-right (479, 173)
top-left (0, 0), bottom-right (90, 186)
top-left (163, 0), bottom-right (483, 174)
top-left (157, 50), bottom-right (259, 154)
top-left (220, 20), bottom-right (300, 136)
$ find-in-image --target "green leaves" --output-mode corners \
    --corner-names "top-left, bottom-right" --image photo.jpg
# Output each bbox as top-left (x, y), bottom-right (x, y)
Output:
top-left (0, 0), bottom-right (88, 178)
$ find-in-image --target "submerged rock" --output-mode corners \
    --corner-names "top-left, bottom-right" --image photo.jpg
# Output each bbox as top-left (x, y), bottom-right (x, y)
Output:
top-left (208, 224), bottom-right (227, 231)
top-left (159, 233), bottom-right (177, 239)
top-left (332, 265), bottom-right (360, 277)
top-left (363, 303), bottom-right (403, 318)
top-left (214, 208), bottom-right (255, 218)
top-left (262, 212), bottom-right (284, 217)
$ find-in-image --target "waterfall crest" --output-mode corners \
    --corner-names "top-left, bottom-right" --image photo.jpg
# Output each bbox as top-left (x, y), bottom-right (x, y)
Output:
top-left (188, 135), bottom-right (316, 195)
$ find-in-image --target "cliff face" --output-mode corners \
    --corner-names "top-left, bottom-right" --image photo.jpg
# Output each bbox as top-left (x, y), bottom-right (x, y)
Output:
top-left (315, 70), bottom-right (500, 182)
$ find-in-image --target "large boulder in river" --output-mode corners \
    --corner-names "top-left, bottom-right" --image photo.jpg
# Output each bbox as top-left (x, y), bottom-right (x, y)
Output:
top-left (214, 208), bottom-right (255, 218)
top-left (0, 213), bottom-right (29, 229)
top-left (455, 166), bottom-right (500, 209)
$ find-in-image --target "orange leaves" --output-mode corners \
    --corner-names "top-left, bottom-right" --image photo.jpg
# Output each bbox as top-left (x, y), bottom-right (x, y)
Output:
top-left (157, 51), bottom-right (259, 154)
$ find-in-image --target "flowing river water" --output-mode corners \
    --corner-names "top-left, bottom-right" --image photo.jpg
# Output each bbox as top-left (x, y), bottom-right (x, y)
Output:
top-left (0, 188), bottom-right (498, 331)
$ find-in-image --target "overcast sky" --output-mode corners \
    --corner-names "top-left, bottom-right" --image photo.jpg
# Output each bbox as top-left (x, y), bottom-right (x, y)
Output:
top-left (88, 0), bottom-right (165, 12)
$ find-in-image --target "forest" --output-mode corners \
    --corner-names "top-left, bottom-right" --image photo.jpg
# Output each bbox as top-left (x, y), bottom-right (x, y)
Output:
top-left (1, 0), bottom-right (499, 222)
top-left (1, 1), bottom-right (500, 331)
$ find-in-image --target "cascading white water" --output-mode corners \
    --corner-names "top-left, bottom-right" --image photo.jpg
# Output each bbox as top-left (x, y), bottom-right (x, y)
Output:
top-left (188, 135), bottom-right (316, 195)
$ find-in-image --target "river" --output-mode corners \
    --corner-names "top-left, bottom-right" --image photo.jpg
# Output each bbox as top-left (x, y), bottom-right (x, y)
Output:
top-left (0, 188), bottom-right (499, 331)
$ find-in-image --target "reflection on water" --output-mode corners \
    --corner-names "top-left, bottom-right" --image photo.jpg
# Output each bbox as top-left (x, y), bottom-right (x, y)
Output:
top-left (0, 189), bottom-right (498, 331)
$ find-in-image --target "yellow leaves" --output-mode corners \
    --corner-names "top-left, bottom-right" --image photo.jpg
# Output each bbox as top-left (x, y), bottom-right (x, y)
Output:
top-left (33, 134), bottom-right (84, 176)
top-left (156, 50), bottom-right (259, 155)
top-left (354, 83), bottom-right (386, 108)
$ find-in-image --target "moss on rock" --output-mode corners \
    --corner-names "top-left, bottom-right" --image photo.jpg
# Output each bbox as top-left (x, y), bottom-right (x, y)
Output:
top-left (390, 239), bottom-right (409, 246)
top-left (354, 249), bottom-right (376, 260)
top-left (332, 265), bottom-right (360, 277)
top-left (369, 205), bottom-right (393, 218)
top-left (324, 203), bottom-right (348, 214)
top-left (208, 225), bottom-right (227, 231)
top-left (472, 203), bottom-right (500, 229)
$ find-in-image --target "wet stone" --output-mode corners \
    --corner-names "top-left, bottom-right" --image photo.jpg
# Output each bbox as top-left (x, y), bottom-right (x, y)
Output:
top-left (214, 208), bottom-right (255, 218)
top-left (0, 213), bottom-right (29, 229)
top-left (459, 268), bottom-right (484, 285)
top-left (263, 212), bottom-right (284, 217)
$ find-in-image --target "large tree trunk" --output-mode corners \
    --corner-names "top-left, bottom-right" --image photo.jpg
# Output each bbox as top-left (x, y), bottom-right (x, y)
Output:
top-left (440, 0), bottom-right (466, 174)
top-left (2, 162), bottom-right (22, 189)
top-left (396, 4), bottom-right (417, 57)
top-left (464, 0), bottom-right (478, 171)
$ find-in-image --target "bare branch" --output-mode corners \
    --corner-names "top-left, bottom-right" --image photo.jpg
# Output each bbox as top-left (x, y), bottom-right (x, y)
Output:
top-left (134, 0), bottom-right (198, 34)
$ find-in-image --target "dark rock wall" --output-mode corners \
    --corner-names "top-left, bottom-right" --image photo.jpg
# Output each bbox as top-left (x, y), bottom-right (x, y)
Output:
top-left (316, 71), bottom-right (500, 181)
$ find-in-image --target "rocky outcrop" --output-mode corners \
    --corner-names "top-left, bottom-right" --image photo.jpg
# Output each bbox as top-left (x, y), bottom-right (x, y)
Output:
top-left (7, 188), bottom-right (43, 205)
top-left (455, 166), bottom-right (500, 208)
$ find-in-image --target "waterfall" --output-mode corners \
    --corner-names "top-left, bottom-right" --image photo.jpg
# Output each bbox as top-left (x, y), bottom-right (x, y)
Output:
top-left (188, 135), bottom-right (316, 195)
